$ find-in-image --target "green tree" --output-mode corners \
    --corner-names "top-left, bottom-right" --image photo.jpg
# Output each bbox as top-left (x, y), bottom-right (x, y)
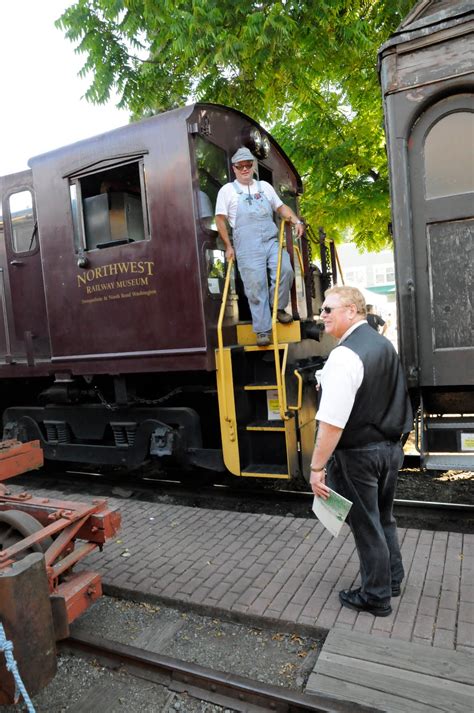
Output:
top-left (56, 0), bottom-right (416, 249)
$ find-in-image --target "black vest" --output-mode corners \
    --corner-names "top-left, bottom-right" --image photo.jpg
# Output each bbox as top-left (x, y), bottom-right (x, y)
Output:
top-left (335, 323), bottom-right (413, 449)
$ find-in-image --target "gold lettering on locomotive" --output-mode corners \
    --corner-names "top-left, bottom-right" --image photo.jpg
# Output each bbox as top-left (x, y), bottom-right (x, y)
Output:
top-left (115, 277), bottom-right (149, 288)
top-left (77, 261), bottom-right (155, 288)
top-left (86, 281), bottom-right (116, 294)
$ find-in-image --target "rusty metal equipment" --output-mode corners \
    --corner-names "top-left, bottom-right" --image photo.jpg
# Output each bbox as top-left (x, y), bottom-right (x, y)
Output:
top-left (0, 440), bottom-right (121, 706)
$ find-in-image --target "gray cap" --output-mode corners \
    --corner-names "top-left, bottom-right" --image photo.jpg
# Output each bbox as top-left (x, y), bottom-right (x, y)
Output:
top-left (231, 147), bottom-right (256, 164)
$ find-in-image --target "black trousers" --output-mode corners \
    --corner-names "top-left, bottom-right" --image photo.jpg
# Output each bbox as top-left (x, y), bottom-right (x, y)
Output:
top-left (327, 440), bottom-right (405, 604)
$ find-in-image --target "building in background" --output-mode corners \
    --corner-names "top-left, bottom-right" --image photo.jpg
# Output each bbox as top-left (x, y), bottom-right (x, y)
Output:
top-left (336, 243), bottom-right (398, 348)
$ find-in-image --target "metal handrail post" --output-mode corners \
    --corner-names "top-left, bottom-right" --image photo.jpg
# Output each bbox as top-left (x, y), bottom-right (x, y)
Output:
top-left (272, 221), bottom-right (290, 421)
top-left (216, 258), bottom-right (235, 436)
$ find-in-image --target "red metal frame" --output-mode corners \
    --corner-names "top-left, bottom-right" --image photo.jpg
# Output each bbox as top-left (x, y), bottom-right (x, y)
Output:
top-left (0, 440), bottom-right (121, 629)
top-left (0, 439), bottom-right (43, 482)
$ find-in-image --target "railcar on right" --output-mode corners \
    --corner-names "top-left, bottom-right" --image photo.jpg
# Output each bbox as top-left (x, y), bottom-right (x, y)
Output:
top-left (378, 0), bottom-right (473, 471)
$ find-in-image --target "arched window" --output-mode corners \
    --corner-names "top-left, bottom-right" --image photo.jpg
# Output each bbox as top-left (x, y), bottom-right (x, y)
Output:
top-left (424, 111), bottom-right (474, 198)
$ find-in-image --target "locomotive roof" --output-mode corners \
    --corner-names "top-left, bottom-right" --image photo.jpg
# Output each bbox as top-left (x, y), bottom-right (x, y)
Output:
top-left (27, 102), bottom-right (299, 182)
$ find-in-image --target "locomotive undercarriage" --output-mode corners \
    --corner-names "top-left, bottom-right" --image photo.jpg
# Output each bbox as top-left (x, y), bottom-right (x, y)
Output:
top-left (2, 375), bottom-right (226, 473)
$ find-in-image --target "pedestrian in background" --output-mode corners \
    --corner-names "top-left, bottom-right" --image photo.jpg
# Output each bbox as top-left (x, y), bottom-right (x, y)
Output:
top-left (366, 304), bottom-right (387, 335)
top-left (310, 286), bottom-right (412, 617)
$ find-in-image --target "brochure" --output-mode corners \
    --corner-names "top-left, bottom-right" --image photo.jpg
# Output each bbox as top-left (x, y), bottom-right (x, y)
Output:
top-left (312, 488), bottom-right (353, 537)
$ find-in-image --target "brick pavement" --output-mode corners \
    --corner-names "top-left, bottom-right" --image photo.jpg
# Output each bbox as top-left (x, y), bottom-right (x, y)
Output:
top-left (87, 492), bottom-right (473, 651)
top-left (10, 485), bottom-right (474, 652)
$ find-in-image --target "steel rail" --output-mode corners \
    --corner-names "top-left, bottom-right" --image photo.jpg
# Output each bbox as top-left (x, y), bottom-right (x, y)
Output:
top-left (60, 630), bottom-right (378, 713)
top-left (11, 470), bottom-right (474, 515)
top-left (394, 498), bottom-right (474, 511)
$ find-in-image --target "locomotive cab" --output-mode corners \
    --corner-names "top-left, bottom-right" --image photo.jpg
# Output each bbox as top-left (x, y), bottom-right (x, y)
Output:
top-left (0, 104), bottom-right (334, 480)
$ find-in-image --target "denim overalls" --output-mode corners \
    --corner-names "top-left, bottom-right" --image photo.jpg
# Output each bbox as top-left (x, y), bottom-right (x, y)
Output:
top-left (232, 181), bottom-right (294, 334)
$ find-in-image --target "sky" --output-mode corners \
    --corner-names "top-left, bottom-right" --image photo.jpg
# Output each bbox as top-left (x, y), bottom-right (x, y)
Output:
top-left (0, 0), bottom-right (130, 176)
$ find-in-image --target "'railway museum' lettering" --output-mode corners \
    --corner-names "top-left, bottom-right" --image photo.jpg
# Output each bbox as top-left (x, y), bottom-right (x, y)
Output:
top-left (77, 261), bottom-right (154, 288)
top-left (85, 277), bottom-right (150, 293)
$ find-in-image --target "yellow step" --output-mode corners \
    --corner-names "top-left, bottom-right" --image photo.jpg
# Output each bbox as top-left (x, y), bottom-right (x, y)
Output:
top-left (241, 464), bottom-right (289, 479)
top-left (246, 420), bottom-right (285, 432)
top-left (244, 383), bottom-right (278, 391)
top-left (237, 320), bottom-right (301, 346)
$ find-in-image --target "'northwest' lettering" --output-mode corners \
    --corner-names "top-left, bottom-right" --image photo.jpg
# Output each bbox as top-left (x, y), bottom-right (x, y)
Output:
top-left (77, 261), bottom-right (154, 287)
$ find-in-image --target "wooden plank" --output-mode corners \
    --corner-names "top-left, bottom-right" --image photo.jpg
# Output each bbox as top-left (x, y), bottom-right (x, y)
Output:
top-left (69, 681), bottom-right (135, 712)
top-left (323, 629), bottom-right (473, 684)
top-left (307, 672), bottom-right (433, 713)
top-left (315, 651), bottom-right (473, 713)
top-left (133, 620), bottom-right (184, 652)
top-left (69, 679), bottom-right (170, 712)
top-left (395, 32), bottom-right (474, 90)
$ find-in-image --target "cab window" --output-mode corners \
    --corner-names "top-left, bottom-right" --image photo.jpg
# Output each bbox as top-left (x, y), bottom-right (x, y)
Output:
top-left (69, 159), bottom-right (149, 252)
top-left (8, 190), bottom-right (37, 254)
top-left (195, 137), bottom-right (228, 230)
top-left (206, 247), bottom-right (235, 294)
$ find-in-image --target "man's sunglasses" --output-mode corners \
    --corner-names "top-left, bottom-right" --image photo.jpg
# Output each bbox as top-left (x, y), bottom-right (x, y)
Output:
top-left (234, 162), bottom-right (254, 170)
top-left (319, 305), bottom-right (346, 315)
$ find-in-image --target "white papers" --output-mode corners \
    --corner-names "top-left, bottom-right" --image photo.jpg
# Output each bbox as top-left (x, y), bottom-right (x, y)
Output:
top-left (312, 488), bottom-right (352, 537)
top-left (266, 389), bottom-right (281, 421)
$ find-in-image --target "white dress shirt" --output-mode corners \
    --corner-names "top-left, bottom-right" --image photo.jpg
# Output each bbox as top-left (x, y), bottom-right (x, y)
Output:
top-left (316, 321), bottom-right (368, 428)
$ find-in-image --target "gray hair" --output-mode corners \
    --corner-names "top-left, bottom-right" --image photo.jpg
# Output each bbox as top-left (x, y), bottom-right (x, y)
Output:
top-left (325, 286), bottom-right (367, 315)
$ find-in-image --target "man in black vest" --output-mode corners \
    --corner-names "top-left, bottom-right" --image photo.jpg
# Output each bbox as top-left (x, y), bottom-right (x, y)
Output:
top-left (310, 286), bottom-right (412, 617)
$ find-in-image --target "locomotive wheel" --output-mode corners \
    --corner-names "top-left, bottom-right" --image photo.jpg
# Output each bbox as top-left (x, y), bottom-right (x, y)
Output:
top-left (0, 510), bottom-right (53, 560)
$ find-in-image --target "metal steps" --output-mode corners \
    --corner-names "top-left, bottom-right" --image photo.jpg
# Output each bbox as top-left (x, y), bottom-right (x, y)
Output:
top-left (241, 464), bottom-right (288, 478)
top-left (246, 420), bottom-right (285, 432)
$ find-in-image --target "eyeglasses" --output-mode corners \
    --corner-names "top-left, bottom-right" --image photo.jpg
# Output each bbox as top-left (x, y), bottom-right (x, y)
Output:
top-left (319, 305), bottom-right (346, 315)
top-left (234, 162), bottom-right (254, 171)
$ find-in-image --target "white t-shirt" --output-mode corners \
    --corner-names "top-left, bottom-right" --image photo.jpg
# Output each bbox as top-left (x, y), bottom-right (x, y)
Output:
top-left (316, 321), bottom-right (367, 428)
top-left (215, 180), bottom-right (283, 228)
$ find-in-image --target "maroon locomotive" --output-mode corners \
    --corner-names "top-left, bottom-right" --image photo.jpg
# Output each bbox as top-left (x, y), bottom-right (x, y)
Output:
top-left (0, 104), bottom-right (333, 481)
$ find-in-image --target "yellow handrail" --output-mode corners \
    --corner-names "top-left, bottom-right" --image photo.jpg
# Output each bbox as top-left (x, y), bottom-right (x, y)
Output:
top-left (293, 244), bottom-right (305, 275)
top-left (288, 369), bottom-right (303, 412)
top-left (334, 244), bottom-right (345, 285)
top-left (217, 257), bottom-right (235, 438)
top-left (287, 242), bottom-right (304, 414)
top-left (272, 220), bottom-right (290, 421)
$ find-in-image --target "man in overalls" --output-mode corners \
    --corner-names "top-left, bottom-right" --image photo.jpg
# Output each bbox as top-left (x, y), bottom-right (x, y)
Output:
top-left (215, 147), bottom-right (304, 347)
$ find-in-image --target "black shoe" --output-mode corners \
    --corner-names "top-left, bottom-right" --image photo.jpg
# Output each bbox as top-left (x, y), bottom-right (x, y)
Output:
top-left (339, 589), bottom-right (392, 617)
top-left (256, 332), bottom-right (271, 347)
top-left (277, 309), bottom-right (293, 324)
top-left (350, 584), bottom-right (402, 598)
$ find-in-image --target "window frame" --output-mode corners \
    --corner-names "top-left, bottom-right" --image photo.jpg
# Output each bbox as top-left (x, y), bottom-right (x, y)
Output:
top-left (424, 109), bottom-right (474, 200)
top-left (193, 135), bottom-right (229, 235)
top-left (6, 187), bottom-right (39, 256)
top-left (67, 154), bottom-right (150, 254)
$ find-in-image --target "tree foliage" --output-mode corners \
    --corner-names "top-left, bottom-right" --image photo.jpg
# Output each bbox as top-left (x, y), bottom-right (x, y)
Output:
top-left (56, 0), bottom-right (416, 250)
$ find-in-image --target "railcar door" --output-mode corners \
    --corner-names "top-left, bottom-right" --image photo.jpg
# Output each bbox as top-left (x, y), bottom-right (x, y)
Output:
top-left (0, 171), bottom-right (50, 363)
top-left (409, 94), bottom-right (474, 387)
